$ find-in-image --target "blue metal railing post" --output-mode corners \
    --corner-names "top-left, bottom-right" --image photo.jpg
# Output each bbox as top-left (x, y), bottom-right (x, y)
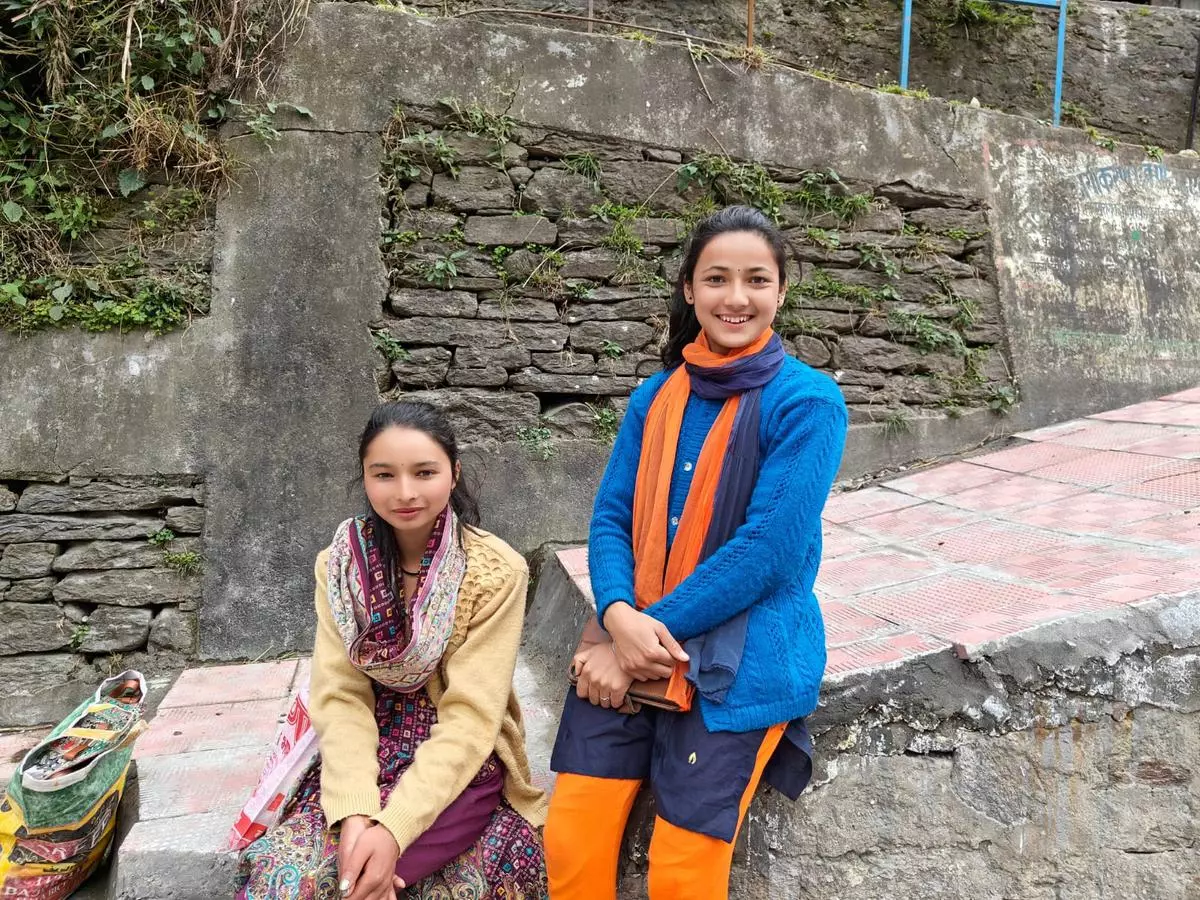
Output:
top-left (1052, 0), bottom-right (1068, 126)
top-left (900, 0), bottom-right (913, 88)
top-left (898, 0), bottom-right (1067, 125)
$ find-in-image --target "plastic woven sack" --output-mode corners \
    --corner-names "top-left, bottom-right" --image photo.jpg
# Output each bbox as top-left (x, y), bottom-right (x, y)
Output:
top-left (228, 687), bottom-right (317, 851)
top-left (0, 670), bottom-right (148, 900)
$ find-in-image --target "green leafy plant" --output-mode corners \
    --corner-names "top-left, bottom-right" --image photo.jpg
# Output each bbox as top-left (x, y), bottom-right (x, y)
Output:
top-left (371, 329), bottom-right (410, 362)
top-left (591, 405), bottom-right (620, 444)
top-left (600, 340), bottom-right (625, 360)
top-left (69, 623), bottom-right (90, 651)
top-left (439, 97), bottom-right (515, 165)
top-left (877, 82), bottom-right (931, 100)
top-left (860, 243), bottom-right (901, 279)
top-left (1061, 101), bottom-right (1092, 130)
top-left (1144, 145), bottom-right (1164, 162)
top-left (987, 382), bottom-right (1019, 413)
top-left (517, 426), bottom-right (556, 460)
top-left (887, 309), bottom-right (966, 355)
top-left (381, 229), bottom-right (420, 251)
top-left (790, 269), bottom-right (897, 308)
top-left (416, 250), bottom-right (469, 289)
top-left (163, 549), bottom-right (203, 575)
top-left (677, 153), bottom-right (787, 222)
top-left (618, 30), bottom-right (656, 44)
top-left (882, 408), bottom-right (913, 437)
top-left (805, 228), bottom-right (842, 249)
top-left (564, 152), bottom-right (602, 186)
top-left (789, 170), bottom-right (873, 223)
top-left (148, 528), bottom-right (176, 546)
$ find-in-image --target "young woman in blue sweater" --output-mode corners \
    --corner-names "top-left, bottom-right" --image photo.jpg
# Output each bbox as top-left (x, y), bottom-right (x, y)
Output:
top-left (543, 205), bottom-right (848, 899)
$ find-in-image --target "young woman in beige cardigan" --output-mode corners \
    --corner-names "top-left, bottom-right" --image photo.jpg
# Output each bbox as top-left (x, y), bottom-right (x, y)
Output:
top-left (236, 402), bottom-right (548, 900)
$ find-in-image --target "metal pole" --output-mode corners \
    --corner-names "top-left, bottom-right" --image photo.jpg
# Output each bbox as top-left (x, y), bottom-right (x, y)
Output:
top-left (900, 0), bottom-right (913, 88)
top-left (747, 0), bottom-right (755, 49)
top-left (1051, 0), bottom-right (1067, 126)
top-left (1188, 33), bottom-right (1200, 149)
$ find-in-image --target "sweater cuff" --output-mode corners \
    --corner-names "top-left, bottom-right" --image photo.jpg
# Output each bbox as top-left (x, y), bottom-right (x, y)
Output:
top-left (371, 804), bottom-right (422, 855)
top-left (321, 787), bottom-right (383, 826)
top-left (595, 595), bottom-right (634, 630)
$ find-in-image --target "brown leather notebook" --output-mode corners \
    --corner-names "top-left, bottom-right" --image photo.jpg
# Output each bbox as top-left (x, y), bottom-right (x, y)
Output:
top-left (567, 615), bottom-right (693, 714)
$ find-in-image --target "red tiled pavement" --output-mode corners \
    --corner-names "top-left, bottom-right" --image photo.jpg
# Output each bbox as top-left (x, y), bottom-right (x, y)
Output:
top-left (811, 385), bottom-right (1199, 670)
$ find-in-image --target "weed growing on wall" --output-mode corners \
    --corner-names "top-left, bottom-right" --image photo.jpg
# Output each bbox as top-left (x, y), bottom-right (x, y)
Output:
top-left (0, 0), bottom-right (310, 335)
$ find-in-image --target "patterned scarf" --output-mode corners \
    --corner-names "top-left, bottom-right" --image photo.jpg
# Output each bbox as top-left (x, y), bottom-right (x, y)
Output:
top-left (326, 509), bottom-right (467, 692)
top-left (634, 328), bottom-right (787, 709)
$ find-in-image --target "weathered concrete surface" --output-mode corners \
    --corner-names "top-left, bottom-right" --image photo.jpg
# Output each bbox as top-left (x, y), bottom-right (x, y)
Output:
top-left (987, 144), bottom-right (1200, 425)
top-left (409, 0), bottom-right (1200, 151)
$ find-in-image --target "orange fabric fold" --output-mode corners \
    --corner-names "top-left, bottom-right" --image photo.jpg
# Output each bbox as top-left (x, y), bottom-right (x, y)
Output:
top-left (630, 328), bottom-right (776, 711)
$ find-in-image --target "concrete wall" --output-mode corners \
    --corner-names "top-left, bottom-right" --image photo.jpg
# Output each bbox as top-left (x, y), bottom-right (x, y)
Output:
top-left (3, 7), bottom-right (1200, 672)
top-left (413, 0), bottom-right (1200, 151)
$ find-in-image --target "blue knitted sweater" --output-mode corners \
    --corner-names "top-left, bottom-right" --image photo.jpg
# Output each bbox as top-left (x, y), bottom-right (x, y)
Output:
top-left (588, 355), bottom-right (848, 733)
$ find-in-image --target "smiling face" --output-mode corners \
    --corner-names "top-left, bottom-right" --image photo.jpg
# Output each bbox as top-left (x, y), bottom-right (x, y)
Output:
top-left (684, 230), bottom-right (786, 354)
top-left (361, 425), bottom-right (457, 542)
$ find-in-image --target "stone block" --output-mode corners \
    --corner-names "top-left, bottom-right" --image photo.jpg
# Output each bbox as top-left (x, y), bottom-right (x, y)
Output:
top-left (477, 296), bottom-right (559, 322)
top-left (854, 203), bottom-right (905, 233)
top-left (518, 167), bottom-right (602, 216)
top-left (602, 161), bottom-right (700, 214)
top-left (507, 369), bottom-right (638, 395)
top-left (431, 166), bottom-right (515, 212)
top-left (631, 218), bottom-right (684, 247)
top-left (390, 347), bottom-right (452, 387)
top-left (0, 653), bottom-right (99, 727)
top-left (439, 132), bottom-right (527, 168)
top-left (0, 514), bottom-right (163, 543)
top-left (55, 570), bottom-right (202, 608)
top-left (0, 486), bottom-right (16, 512)
top-left (838, 336), bottom-right (965, 376)
top-left (6, 577), bottom-right (56, 603)
top-left (577, 286), bottom-right (657, 303)
top-left (597, 352), bottom-right (661, 378)
top-left (148, 608), bottom-right (197, 654)
top-left (396, 389), bottom-right (540, 442)
top-left (0, 542), bottom-right (58, 579)
top-left (559, 249), bottom-right (626, 281)
top-left (464, 214), bottom-right (556, 247)
top-left (387, 288), bottom-right (478, 318)
top-left (0, 603), bottom-right (74, 655)
top-left (901, 255), bottom-right (975, 278)
top-left (563, 296), bottom-right (668, 323)
top-left (453, 345), bottom-right (531, 370)
top-left (907, 207), bottom-right (988, 235)
top-left (531, 352), bottom-right (597, 375)
top-left (376, 317), bottom-right (567, 351)
top-left (507, 166), bottom-right (534, 187)
top-left (390, 208), bottom-right (460, 238)
top-left (793, 335), bottom-right (833, 368)
top-left (16, 482), bottom-right (195, 514)
top-left (570, 321), bottom-right (657, 354)
top-left (445, 367), bottom-right (508, 387)
top-left (165, 507), bottom-right (205, 534)
top-left (555, 218), bottom-right (609, 247)
top-left (53, 539), bottom-right (198, 572)
top-left (644, 148), bottom-right (682, 164)
top-left (80, 606), bottom-right (153, 653)
top-left (541, 402), bottom-right (599, 438)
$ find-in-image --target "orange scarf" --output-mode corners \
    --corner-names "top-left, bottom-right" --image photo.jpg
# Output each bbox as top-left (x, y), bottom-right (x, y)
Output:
top-left (630, 328), bottom-right (777, 710)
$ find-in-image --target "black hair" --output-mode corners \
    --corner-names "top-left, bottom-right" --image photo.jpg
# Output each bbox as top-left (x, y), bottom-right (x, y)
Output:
top-left (661, 205), bottom-right (790, 369)
top-left (356, 401), bottom-right (481, 587)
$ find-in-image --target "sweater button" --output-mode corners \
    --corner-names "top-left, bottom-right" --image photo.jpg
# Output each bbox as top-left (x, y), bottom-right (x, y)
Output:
top-left (670, 516), bottom-right (680, 526)
top-left (683, 461), bottom-right (693, 472)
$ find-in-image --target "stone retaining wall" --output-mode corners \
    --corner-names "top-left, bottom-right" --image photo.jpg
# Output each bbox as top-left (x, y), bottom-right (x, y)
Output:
top-left (375, 103), bottom-right (1012, 439)
top-left (0, 476), bottom-right (204, 726)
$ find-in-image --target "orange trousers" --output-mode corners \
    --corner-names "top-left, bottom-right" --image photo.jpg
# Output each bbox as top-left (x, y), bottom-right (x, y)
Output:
top-left (543, 723), bottom-right (785, 900)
